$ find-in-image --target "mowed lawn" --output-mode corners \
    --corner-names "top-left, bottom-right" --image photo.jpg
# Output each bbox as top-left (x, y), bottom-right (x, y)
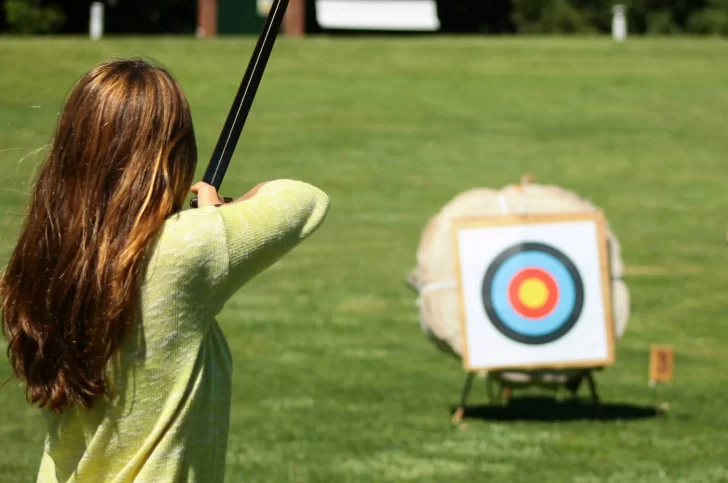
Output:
top-left (1, 36), bottom-right (728, 482)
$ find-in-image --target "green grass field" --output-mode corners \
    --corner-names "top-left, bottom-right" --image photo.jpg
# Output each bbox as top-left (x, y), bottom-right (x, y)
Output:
top-left (2, 36), bottom-right (728, 482)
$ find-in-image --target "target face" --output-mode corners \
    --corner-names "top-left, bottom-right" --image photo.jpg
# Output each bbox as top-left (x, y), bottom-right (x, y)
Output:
top-left (482, 243), bottom-right (584, 345)
top-left (454, 213), bottom-right (615, 371)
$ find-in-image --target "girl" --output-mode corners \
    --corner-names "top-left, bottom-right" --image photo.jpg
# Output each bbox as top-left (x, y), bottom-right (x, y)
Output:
top-left (0, 58), bottom-right (329, 482)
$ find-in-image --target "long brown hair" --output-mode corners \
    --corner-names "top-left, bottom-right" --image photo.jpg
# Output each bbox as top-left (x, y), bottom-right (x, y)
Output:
top-left (0, 58), bottom-right (197, 413)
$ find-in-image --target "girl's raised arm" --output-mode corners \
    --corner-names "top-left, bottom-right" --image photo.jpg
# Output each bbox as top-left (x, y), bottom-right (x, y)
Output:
top-left (215, 179), bottom-right (330, 300)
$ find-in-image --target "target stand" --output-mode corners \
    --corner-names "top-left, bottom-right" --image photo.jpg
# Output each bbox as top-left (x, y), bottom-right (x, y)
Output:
top-left (450, 212), bottom-right (615, 424)
top-left (451, 368), bottom-right (604, 425)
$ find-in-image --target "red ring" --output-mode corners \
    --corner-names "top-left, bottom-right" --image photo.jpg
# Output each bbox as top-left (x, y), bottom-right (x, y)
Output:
top-left (508, 268), bottom-right (559, 319)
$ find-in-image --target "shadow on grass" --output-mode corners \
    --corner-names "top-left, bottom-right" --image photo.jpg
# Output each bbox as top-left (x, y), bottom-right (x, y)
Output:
top-left (453, 396), bottom-right (657, 422)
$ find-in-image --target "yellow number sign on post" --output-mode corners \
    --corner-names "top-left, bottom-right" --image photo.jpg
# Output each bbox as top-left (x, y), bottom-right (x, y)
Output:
top-left (649, 345), bottom-right (674, 416)
top-left (649, 345), bottom-right (674, 383)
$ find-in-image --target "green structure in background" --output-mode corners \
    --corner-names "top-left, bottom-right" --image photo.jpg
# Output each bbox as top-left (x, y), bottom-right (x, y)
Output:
top-left (218, 0), bottom-right (265, 34)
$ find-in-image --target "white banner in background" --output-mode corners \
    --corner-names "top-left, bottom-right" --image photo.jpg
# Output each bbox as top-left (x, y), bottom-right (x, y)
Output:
top-left (315, 0), bottom-right (440, 31)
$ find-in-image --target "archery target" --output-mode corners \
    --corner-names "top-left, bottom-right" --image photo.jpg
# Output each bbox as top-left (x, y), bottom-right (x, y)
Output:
top-left (454, 214), bottom-right (614, 371)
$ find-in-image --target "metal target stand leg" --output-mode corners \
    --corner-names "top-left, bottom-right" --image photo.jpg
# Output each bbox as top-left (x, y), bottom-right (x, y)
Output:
top-left (565, 373), bottom-right (584, 397)
top-left (564, 370), bottom-right (603, 419)
top-left (585, 370), bottom-right (604, 420)
top-left (452, 373), bottom-right (475, 425)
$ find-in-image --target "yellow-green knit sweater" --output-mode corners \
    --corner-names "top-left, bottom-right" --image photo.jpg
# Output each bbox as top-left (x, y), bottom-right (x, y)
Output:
top-left (36, 180), bottom-right (330, 482)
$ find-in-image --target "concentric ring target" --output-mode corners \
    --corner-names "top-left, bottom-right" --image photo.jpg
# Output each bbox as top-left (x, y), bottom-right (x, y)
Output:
top-left (482, 243), bottom-right (584, 345)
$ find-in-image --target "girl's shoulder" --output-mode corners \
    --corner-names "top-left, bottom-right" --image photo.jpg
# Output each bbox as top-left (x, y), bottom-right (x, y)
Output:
top-left (143, 206), bottom-right (228, 288)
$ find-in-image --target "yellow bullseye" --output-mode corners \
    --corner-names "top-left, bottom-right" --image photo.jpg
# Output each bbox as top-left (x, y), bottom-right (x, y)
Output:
top-left (518, 278), bottom-right (549, 309)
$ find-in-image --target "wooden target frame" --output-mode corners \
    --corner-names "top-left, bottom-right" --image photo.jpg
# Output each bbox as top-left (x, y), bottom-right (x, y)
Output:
top-left (452, 212), bottom-right (616, 372)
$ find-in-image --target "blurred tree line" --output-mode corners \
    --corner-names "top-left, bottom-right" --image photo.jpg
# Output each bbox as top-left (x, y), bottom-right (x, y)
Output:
top-left (1, 0), bottom-right (728, 36)
top-left (0, 0), bottom-right (195, 33)
top-left (438, 0), bottom-right (728, 35)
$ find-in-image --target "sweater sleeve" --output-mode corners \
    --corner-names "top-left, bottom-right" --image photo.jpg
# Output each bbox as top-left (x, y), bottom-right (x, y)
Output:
top-left (215, 179), bottom-right (330, 301)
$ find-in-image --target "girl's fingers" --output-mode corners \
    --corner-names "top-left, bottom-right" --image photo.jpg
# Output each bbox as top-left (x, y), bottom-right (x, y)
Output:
top-left (190, 182), bottom-right (210, 195)
top-left (191, 182), bottom-right (221, 207)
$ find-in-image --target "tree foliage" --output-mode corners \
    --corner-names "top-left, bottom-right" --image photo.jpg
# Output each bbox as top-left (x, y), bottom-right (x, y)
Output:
top-left (2, 0), bottom-right (65, 33)
top-left (2, 0), bottom-right (196, 34)
top-left (436, 0), bottom-right (728, 36)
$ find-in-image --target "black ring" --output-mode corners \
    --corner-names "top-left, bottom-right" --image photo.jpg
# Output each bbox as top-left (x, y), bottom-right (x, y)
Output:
top-left (481, 242), bottom-right (584, 345)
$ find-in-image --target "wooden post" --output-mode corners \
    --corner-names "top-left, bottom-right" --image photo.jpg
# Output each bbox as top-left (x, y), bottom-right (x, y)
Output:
top-left (284, 0), bottom-right (305, 37)
top-left (197, 0), bottom-right (218, 37)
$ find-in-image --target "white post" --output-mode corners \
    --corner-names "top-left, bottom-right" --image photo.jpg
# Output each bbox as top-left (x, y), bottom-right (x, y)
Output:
top-left (612, 5), bottom-right (627, 42)
top-left (90, 2), bottom-right (104, 41)
top-left (257, 0), bottom-right (273, 16)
